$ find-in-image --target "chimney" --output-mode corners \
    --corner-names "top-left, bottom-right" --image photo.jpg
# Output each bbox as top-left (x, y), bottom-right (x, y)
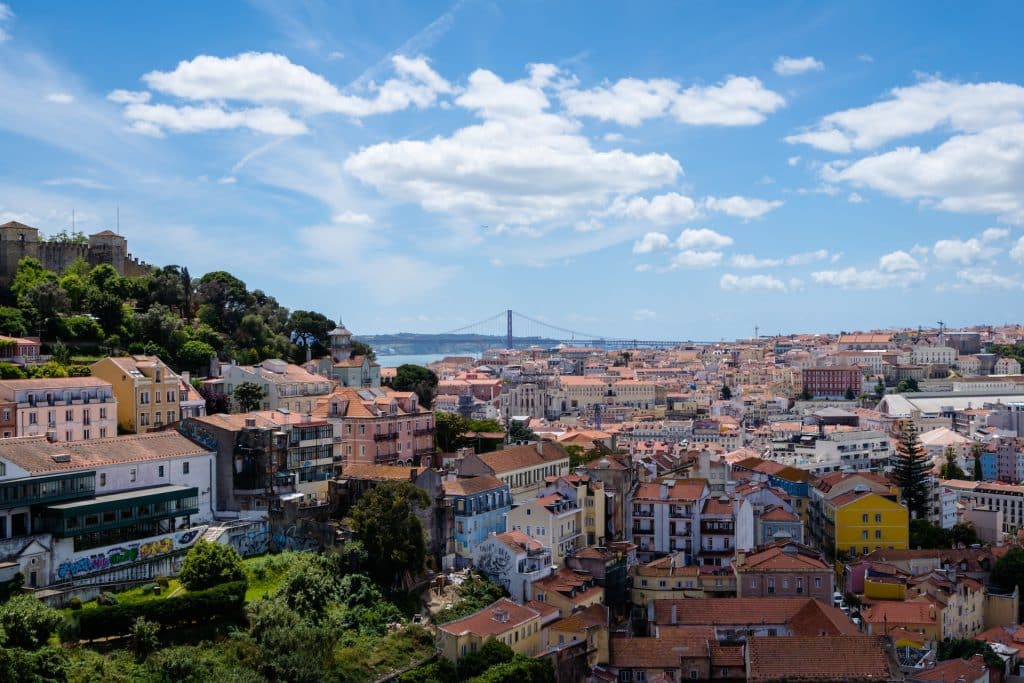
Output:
top-left (536, 440), bottom-right (543, 455)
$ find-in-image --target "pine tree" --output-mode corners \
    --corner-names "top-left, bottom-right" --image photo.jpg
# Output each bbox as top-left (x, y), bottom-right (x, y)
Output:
top-left (892, 421), bottom-right (931, 520)
top-left (971, 444), bottom-right (984, 481)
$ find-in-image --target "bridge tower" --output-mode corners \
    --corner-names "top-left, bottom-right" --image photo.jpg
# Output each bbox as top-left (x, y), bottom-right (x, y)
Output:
top-left (506, 309), bottom-right (513, 350)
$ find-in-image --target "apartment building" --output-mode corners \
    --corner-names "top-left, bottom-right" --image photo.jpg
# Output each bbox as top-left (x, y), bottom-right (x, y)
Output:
top-left (733, 541), bottom-right (834, 601)
top-left (443, 475), bottom-right (511, 567)
top-left (0, 377), bottom-right (116, 442)
top-left (800, 366), bottom-right (864, 398)
top-left (629, 478), bottom-right (709, 562)
top-left (506, 475), bottom-right (606, 566)
top-left (770, 429), bottom-right (893, 476)
top-left (473, 530), bottom-right (553, 603)
top-left (91, 355), bottom-right (183, 433)
top-left (218, 359), bottom-right (333, 413)
top-left (438, 598), bottom-right (542, 662)
top-left (941, 479), bottom-right (1024, 533)
top-left (829, 489), bottom-right (909, 559)
top-left (458, 441), bottom-right (570, 502)
top-left (697, 495), bottom-right (754, 567)
top-left (0, 431), bottom-right (214, 587)
top-left (312, 386), bottom-right (435, 466)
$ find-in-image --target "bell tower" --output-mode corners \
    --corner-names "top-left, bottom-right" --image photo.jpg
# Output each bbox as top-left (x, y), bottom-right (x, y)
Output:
top-left (328, 318), bottom-right (353, 363)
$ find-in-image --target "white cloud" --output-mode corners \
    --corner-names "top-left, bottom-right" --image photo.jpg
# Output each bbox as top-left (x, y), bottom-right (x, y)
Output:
top-left (730, 254), bottom-right (782, 269)
top-left (606, 192), bottom-right (699, 224)
top-left (787, 155), bottom-right (801, 167)
top-left (140, 52), bottom-right (453, 116)
top-left (634, 263), bottom-right (652, 272)
top-left (932, 235), bottom-right (1001, 265)
top-left (719, 273), bottom-right (788, 292)
top-left (326, 50), bottom-right (345, 61)
top-left (332, 210), bottom-right (373, 225)
top-left (632, 232), bottom-right (671, 254)
top-left (784, 249), bottom-right (830, 265)
top-left (810, 266), bottom-right (925, 289)
top-left (0, 3), bottom-right (12, 42)
top-left (345, 67), bottom-right (682, 228)
top-left (1010, 236), bottom-right (1024, 263)
top-left (847, 192), bottom-right (864, 203)
top-left (559, 75), bottom-right (784, 127)
top-left (878, 250), bottom-right (920, 272)
top-left (633, 308), bottom-right (657, 321)
top-left (773, 56), bottom-right (824, 76)
top-left (45, 93), bottom-right (74, 104)
top-left (121, 102), bottom-right (308, 137)
top-left (107, 89), bottom-right (151, 104)
top-left (704, 195), bottom-right (783, 219)
top-left (858, 54), bottom-right (874, 63)
top-left (956, 268), bottom-right (1022, 289)
top-left (675, 228), bottom-right (733, 250)
top-left (786, 78), bottom-right (1024, 152)
top-left (43, 177), bottom-right (111, 190)
top-left (981, 227), bottom-right (1010, 242)
top-left (672, 250), bottom-right (722, 268)
top-left (603, 132), bottom-right (624, 142)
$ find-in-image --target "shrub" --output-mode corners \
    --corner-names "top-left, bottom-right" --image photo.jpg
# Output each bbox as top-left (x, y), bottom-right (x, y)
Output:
top-left (155, 576), bottom-right (170, 589)
top-left (97, 591), bottom-right (118, 606)
top-left (69, 597), bottom-right (82, 611)
top-left (75, 580), bottom-right (247, 640)
top-left (0, 594), bottom-right (62, 649)
top-left (130, 616), bottom-right (160, 661)
top-left (179, 540), bottom-right (245, 591)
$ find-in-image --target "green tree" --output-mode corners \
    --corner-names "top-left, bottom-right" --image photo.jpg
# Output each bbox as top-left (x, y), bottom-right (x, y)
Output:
top-left (844, 387), bottom-right (856, 400)
top-left (233, 381), bottom-right (266, 412)
top-left (177, 340), bottom-right (215, 375)
top-left (897, 378), bottom-right (920, 393)
top-left (0, 594), bottom-right (62, 649)
top-left (288, 310), bottom-right (333, 358)
top-left (49, 340), bottom-right (71, 366)
top-left (178, 540), bottom-right (245, 591)
top-left (274, 554), bottom-right (343, 619)
top-left (939, 446), bottom-right (967, 480)
top-left (0, 363), bottom-right (26, 379)
top-left (349, 481), bottom-right (430, 587)
top-left (435, 575), bottom-right (507, 624)
top-left (435, 411), bottom-right (469, 452)
top-left (798, 388), bottom-right (813, 400)
top-left (873, 378), bottom-right (885, 399)
top-left (458, 639), bottom-right (515, 679)
top-left (350, 339), bottom-right (376, 360)
top-left (991, 547), bottom-right (1024, 595)
top-left (0, 307), bottom-right (28, 337)
top-left (467, 655), bottom-right (555, 683)
top-left (391, 364), bottom-right (439, 408)
top-left (130, 616), bottom-right (160, 661)
top-left (937, 638), bottom-right (1003, 669)
top-left (28, 361), bottom-right (69, 379)
top-left (508, 421), bottom-right (538, 443)
top-left (972, 444), bottom-right (984, 481)
top-left (720, 384), bottom-right (732, 400)
top-left (893, 421), bottom-right (931, 520)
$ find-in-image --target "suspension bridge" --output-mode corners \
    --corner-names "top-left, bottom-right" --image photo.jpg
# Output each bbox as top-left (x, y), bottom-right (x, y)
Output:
top-left (361, 309), bottom-right (702, 355)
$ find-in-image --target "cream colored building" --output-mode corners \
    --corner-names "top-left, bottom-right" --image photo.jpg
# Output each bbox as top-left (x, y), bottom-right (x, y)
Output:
top-left (506, 475), bottom-right (606, 566)
top-left (438, 598), bottom-right (542, 662)
top-left (91, 356), bottom-right (183, 434)
top-left (219, 359), bottom-right (333, 414)
top-left (458, 442), bottom-right (570, 502)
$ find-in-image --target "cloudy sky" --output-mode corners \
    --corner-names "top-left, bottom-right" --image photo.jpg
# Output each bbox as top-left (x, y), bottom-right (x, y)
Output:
top-left (1, 1), bottom-right (1023, 340)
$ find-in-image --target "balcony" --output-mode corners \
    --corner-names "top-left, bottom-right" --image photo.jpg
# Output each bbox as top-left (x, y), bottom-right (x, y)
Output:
top-left (373, 432), bottom-right (399, 442)
top-left (414, 427), bottom-right (435, 436)
top-left (633, 506), bottom-right (654, 517)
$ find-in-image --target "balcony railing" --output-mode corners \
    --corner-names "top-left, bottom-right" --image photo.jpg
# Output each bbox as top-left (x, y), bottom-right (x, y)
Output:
top-left (373, 432), bottom-right (399, 442)
top-left (414, 427), bottom-right (435, 436)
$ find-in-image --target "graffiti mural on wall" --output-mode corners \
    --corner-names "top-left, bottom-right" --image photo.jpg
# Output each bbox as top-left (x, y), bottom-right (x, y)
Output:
top-left (178, 421), bottom-right (217, 451)
top-left (271, 525), bottom-right (320, 552)
top-left (54, 525), bottom-right (208, 582)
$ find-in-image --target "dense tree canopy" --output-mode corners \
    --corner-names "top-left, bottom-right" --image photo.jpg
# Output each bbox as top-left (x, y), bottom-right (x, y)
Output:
top-left (233, 381), bottom-right (266, 413)
top-left (349, 481), bottom-right (431, 587)
top-left (178, 540), bottom-right (245, 591)
top-left (893, 422), bottom-right (931, 520)
top-left (391, 364), bottom-right (438, 408)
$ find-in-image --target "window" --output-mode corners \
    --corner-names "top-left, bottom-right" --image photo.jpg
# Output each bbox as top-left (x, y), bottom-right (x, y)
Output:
top-left (29, 412), bottom-right (37, 425)
top-left (140, 413), bottom-right (149, 426)
top-left (182, 461), bottom-right (190, 475)
top-left (100, 408), bottom-right (107, 419)
top-left (130, 468), bottom-right (137, 482)
top-left (100, 427), bottom-right (107, 438)
top-left (861, 513), bottom-right (869, 523)
top-left (875, 530), bottom-right (882, 539)
top-left (875, 513), bottom-right (882, 522)
top-left (99, 473), bottom-right (106, 487)
top-left (862, 530), bottom-right (869, 540)
top-left (814, 577), bottom-right (822, 588)
top-left (83, 429), bottom-right (90, 440)
top-left (166, 410), bottom-right (175, 423)
top-left (158, 465), bottom-right (165, 478)
top-left (140, 392), bottom-right (149, 405)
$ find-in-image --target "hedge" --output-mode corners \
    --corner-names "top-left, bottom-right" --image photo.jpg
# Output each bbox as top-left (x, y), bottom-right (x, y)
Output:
top-left (74, 580), bottom-right (247, 640)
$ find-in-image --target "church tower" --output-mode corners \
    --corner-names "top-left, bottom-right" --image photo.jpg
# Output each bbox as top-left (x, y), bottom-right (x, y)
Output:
top-left (328, 318), bottom-right (353, 363)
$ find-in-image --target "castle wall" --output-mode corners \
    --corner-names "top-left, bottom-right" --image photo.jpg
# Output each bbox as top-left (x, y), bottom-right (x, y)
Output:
top-left (0, 225), bottom-right (40, 289)
top-left (40, 243), bottom-right (90, 275)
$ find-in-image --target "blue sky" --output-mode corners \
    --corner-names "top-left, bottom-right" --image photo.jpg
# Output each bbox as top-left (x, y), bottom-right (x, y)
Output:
top-left (2, 1), bottom-right (1024, 341)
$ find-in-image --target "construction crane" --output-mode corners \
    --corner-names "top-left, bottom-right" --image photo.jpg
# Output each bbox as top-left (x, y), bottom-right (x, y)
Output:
top-left (937, 320), bottom-right (946, 347)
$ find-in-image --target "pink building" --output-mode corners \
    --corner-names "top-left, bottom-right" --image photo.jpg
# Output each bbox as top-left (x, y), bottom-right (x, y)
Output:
top-left (733, 541), bottom-right (834, 601)
top-left (0, 335), bottom-right (42, 366)
top-left (0, 377), bottom-right (117, 442)
top-left (313, 386), bottom-right (434, 466)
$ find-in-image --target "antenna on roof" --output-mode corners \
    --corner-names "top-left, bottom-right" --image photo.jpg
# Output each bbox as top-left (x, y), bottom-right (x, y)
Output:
top-left (116, 206), bottom-right (120, 235)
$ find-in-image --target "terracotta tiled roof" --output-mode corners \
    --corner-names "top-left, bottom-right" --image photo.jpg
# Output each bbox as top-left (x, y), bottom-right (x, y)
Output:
top-left (860, 599), bottom-right (938, 626)
top-left (442, 475), bottom-right (507, 496)
top-left (736, 545), bottom-right (830, 573)
top-left (0, 432), bottom-right (211, 473)
top-left (548, 604), bottom-right (608, 632)
top-left (0, 377), bottom-right (110, 392)
top-left (477, 442), bottom-right (568, 474)
top-left (653, 598), bottom-right (853, 635)
top-left (634, 478), bottom-right (708, 502)
top-left (438, 597), bottom-right (538, 636)
top-left (493, 530), bottom-right (544, 553)
top-left (746, 635), bottom-right (895, 682)
top-left (340, 464), bottom-right (422, 481)
top-left (759, 506), bottom-right (799, 522)
top-left (911, 654), bottom-right (987, 682)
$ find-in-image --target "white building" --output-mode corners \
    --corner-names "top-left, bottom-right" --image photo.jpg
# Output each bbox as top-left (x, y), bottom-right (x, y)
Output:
top-left (219, 359), bottom-right (334, 414)
top-left (940, 479), bottom-right (1024, 534)
top-left (770, 430), bottom-right (893, 476)
top-left (0, 432), bottom-right (215, 588)
top-left (911, 346), bottom-right (957, 366)
top-left (473, 530), bottom-right (554, 603)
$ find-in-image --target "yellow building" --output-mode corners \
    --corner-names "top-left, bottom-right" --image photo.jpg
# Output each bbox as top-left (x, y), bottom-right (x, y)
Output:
top-left (90, 356), bottom-right (183, 434)
top-left (506, 474), bottom-right (606, 566)
top-left (828, 489), bottom-right (908, 559)
top-left (437, 598), bottom-right (542, 662)
top-left (546, 604), bottom-right (609, 669)
top-left (631, 553), bottom-right (704, 605)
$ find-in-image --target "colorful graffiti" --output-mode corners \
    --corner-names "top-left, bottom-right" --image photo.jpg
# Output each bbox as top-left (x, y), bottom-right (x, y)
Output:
top-left (271, 525), bottom-right (320, 552)
top-left (55, 525), bottom-right (208, 582)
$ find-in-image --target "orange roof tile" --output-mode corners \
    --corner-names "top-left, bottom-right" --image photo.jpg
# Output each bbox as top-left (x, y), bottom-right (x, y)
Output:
top-left (746, 636), bottom-right (895, 682)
